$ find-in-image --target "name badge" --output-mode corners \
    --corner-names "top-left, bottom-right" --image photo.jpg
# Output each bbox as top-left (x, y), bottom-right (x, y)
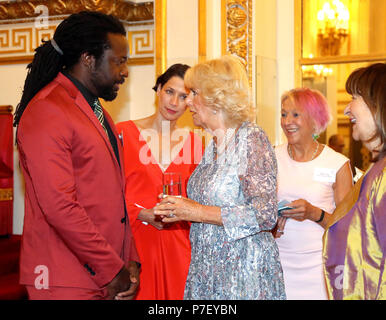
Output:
top-left (313, 167), bottom-right (336, 183)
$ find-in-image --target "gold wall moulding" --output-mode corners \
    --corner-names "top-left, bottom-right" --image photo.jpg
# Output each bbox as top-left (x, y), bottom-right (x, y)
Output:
top-left (0, 105), bottom-right (13, 114)
top-left (127, 57), bottom-right (153, 65)
top-left (300, 53), bottom-right (386, 66)
top-left (0, 188), bottom-right (13, 201)
top-left (222, 0), bottom-right (252, 87)
top-left (0, 0), bottom-right (154, 25)
top-left (154, 0), bottom-right (166, 77)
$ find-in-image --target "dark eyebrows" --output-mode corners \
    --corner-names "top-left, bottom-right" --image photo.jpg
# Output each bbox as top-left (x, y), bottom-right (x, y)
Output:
top-left (164, 86), bottom-right (187, 96)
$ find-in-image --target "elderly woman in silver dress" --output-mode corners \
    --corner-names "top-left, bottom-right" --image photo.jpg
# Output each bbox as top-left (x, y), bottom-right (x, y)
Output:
top-left (154, 55), bottom-right (285, 300)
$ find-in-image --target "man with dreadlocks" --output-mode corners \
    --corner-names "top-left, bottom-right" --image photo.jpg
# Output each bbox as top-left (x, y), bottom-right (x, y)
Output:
top-left (14, 11), bottom-right (140, 300)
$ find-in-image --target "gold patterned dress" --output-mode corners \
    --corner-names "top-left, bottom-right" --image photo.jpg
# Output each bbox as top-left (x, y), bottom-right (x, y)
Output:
top-left (323, 156), bottom-right (386, 299)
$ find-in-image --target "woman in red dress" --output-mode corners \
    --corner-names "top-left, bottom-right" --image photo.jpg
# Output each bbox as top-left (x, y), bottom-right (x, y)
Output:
top-left (116, 64), bottom-right (203, 299)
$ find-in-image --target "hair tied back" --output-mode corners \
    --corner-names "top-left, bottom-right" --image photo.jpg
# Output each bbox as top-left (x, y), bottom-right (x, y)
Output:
top-left (50, 38), bottom-right (63, 56)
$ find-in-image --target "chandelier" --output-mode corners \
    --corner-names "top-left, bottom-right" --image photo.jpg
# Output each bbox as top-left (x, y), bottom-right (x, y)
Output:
top-left (317, 0), bottom-right (349, 56)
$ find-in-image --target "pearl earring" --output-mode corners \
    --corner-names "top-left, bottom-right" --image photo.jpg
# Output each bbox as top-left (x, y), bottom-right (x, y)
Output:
top-left (212, 110), bottom-right (217, 115)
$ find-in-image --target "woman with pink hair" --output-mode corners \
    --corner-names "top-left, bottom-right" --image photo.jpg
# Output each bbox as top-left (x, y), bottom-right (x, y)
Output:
top-left (274, 88), bottom-right (353, 299)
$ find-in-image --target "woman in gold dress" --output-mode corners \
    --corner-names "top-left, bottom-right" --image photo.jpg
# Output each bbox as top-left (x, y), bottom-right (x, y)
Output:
top-left (323, 63), bottom-right (386, 300)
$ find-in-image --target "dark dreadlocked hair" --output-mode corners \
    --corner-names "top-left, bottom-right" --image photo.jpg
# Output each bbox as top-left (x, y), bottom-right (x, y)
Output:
top-left (13, 11), bottom-right (126, 126)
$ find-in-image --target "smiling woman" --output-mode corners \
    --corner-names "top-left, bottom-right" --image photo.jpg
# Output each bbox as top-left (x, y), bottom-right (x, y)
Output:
top-left (344, 66), bottom-right (384, 156)
top-left (323, 63), bottom-right (386, 300)
top-left (274, 87), bottom-right (353, 300)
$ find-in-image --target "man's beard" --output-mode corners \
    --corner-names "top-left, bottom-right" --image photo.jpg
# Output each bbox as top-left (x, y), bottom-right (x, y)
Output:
top-left (90, 70), bottom-right (118, 101)
top-left (97, 84), bottom-right (117, 101)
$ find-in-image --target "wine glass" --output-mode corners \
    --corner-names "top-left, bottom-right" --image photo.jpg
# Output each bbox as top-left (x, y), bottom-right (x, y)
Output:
top-left (162, 172), bottom-right (182, 197)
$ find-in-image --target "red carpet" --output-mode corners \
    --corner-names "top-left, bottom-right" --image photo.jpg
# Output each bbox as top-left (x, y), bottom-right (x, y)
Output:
top-left (0, 235), bottom-right (28, 300)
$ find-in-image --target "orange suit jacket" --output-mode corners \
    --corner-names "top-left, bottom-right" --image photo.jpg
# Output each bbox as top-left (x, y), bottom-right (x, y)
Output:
top-left (17, 72), bottom-right (139, 290)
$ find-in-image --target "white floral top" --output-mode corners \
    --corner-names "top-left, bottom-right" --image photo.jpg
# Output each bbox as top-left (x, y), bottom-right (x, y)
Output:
top-left (185, 121), bottom-right (286, 300)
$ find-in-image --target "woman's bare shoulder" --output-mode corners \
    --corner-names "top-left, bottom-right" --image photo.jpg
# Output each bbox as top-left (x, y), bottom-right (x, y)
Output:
top-left (133, 115), bottom-right (156, 130)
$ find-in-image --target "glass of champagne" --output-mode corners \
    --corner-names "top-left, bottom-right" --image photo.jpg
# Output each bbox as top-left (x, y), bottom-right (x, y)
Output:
top-left (162, 172), bottom-right (182, 197)
top-left (162, 172), bottom-right (181, 218)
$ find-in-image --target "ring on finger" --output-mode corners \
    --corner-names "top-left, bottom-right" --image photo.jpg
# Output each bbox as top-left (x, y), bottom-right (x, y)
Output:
top-left (168, 210), bottom-right (175, 218)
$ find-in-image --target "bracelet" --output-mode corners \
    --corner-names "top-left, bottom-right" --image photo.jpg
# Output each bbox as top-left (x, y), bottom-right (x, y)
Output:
top-left (315, 209), bottom-right (325, 223)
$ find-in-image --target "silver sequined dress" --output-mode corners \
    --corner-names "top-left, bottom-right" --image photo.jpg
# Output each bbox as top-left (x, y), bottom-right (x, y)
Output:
top-left (184, 122), bottom-right (286, 300)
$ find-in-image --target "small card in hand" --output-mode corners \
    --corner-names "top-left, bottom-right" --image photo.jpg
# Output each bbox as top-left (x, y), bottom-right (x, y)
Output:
top-left (278, 200), bottom-right (293, 217)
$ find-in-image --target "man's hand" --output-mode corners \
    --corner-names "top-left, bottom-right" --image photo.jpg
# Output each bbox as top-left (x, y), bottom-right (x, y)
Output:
top-left (114, 261), bottom-right (140, 300)
top-left (105, 266), bottom-right (132, 300)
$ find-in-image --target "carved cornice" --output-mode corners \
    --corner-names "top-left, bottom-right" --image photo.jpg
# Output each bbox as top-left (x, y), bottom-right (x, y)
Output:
top-left (0, 1), bottom-right (154, 65)
top-left (0, 0), bottom-right (154, 24)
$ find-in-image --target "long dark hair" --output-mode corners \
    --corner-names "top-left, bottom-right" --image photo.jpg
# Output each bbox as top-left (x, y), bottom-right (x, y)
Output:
top-left (13, 11), bottom-right (126, 127)
top-left (152, 63), bottom-right (190, 92)
top-left (346, 63), bottom-right (386, 160)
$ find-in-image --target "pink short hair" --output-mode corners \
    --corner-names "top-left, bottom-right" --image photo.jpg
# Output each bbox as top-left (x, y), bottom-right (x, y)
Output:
top-left (281, 88), bottom-right (331, 135)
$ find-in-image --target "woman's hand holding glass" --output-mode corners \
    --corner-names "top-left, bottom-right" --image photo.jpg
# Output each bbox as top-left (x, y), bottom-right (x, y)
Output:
top-left (154, 196), bottom-right (204, 223)
top-left (160, 172), bottom-right (183, 220)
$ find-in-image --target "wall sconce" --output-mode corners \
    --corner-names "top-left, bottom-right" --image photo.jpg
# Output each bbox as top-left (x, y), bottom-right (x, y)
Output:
top-left (302, 64), bottom-right (333, 78)
top-left (302, 54), bottom-right (333, 78)
top-left (317, 0), bottom-right (349, 56)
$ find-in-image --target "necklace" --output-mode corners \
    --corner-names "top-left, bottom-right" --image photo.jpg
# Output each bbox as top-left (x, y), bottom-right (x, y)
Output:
top-left (288, 141), bottom-right (319, 161)
top-left (214, 127), bottom-right (238, 157)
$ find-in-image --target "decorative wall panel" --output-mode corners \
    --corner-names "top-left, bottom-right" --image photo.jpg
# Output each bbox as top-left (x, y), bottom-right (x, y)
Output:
top-left (128, 27), bottom-right (154, 64)
top-left (222, 0), bottom-right (252, 86)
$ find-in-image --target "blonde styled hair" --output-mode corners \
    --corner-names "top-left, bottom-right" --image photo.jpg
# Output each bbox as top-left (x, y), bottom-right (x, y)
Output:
top-left (184, 55), bottom-right (253, 126)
